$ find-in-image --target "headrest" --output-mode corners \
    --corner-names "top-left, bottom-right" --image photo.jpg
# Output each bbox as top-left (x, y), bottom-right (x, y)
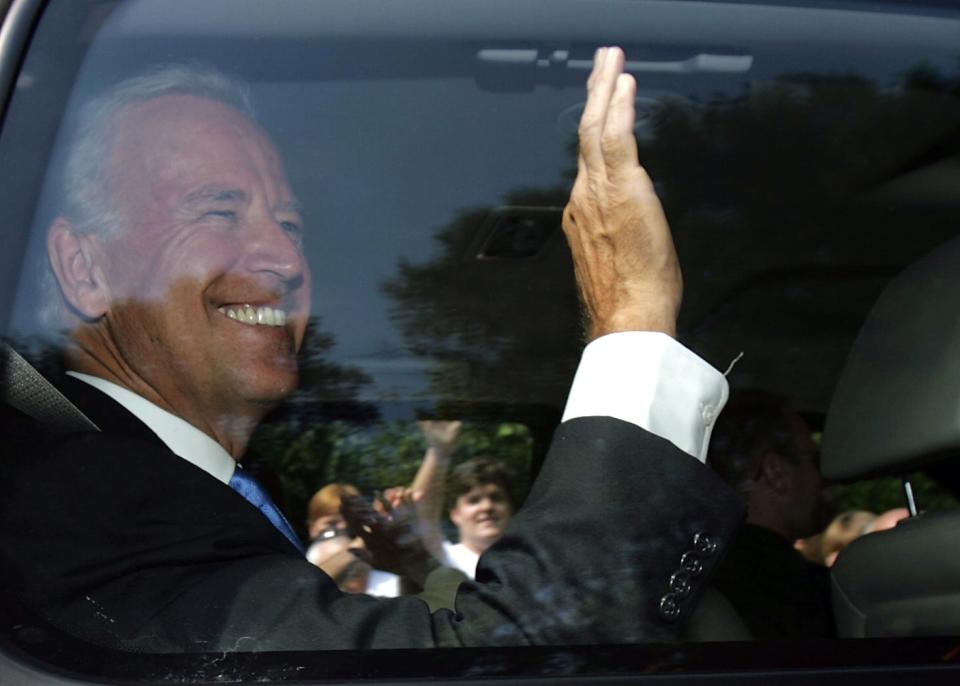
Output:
top-left (822, 236), bottom-right (960, 481)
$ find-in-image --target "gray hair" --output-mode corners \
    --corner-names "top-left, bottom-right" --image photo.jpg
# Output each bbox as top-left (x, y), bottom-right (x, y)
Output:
top-left (40, 64), bottom-right (255, 330)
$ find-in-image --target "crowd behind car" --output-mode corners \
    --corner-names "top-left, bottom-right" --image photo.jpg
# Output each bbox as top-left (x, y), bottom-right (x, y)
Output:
top-left (296, 409), bottom-right (911, 638)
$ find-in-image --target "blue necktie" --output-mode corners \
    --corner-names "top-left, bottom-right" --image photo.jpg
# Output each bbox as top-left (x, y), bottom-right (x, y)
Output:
top-left (229, 467), bottom-right (305, 554)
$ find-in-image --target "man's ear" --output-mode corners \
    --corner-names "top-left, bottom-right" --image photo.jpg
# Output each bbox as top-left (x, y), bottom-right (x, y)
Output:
top-left (758, 451), bottom-right (790, 494)
top-left (449, 506), bottom-right (464, 529)
top-left (47, 217), bottom-right (110, 320)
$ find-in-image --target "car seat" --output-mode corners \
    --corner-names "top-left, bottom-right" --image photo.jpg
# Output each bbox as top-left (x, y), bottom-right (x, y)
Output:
top-left (821, 235), bottom-right (960, 637)
top-left (681, 586), bottom-right (753, 641)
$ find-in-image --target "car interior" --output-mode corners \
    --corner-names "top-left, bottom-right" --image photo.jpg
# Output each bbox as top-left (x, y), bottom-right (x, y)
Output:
top-left (1, 0), bottom-right (959, 682)
top-left (822, 233), bottom-right (960, 638)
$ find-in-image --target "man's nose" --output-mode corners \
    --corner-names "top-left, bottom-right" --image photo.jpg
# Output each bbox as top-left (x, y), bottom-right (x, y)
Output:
top-left (243, 212), bottom-right (305, 284)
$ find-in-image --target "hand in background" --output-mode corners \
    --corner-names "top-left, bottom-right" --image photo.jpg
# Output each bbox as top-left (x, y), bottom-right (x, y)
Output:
top-left (418, 420), bottom-right (462, 454)
top-left (409, 420), bottom-right (462, 559)
top-left (341, 493), bottom-right (439, 589)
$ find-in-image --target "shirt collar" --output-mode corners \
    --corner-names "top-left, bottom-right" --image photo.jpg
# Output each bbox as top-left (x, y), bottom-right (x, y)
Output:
top-left (66, 371), bottom-right (236, 484)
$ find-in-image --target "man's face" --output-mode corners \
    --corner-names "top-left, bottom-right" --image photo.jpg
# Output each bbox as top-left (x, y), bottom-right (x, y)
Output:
top-left (783, 413), bottom-right (830, 540)
top-left (88, 95), bottom-right (311, 436)
top-left (449, 483), bottom-right (511, 553)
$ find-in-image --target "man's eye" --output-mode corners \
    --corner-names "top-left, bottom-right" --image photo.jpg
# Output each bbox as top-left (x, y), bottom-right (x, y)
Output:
top-left (203, 210), bottom-right (237, 222)
top-left (281, 221), bottom-right (303, 237)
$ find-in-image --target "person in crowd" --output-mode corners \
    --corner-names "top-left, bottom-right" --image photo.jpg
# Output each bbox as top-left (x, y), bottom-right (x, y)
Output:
top-left (304, 483), bottom-right (400, 596)
top-left (300, 424), bottom-right (482, 598)
top-left (707, 389), bottom-right (834, 638)
top-left (441, 458), bottom-right (514, 578)
top-left (0, 48), bottom-right (743, 650)
top-left (391, 420), bottom-right (514, 579)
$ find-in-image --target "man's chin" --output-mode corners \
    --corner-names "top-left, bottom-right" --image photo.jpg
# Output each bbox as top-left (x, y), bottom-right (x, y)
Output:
top-left (232, 369), bottom-right (300, 408)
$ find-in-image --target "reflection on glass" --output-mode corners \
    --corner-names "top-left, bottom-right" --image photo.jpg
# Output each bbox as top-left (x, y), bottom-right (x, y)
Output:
top-left (0, 0), bottom-right (959, 675)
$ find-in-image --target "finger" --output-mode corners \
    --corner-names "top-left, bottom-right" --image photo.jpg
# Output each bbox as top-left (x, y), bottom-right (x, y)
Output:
top-left (386, 488), bottom-right (408, 509)
top-left (441, 421), bottom-right (462, 444)
top-left (601, 72), bottom-right (640, 172)
top-left (578, 46), bottom-right (611, 173)
top-left (579, 47), bottom-right (625, 174)
top-left (585, 45), bottom-right (607, 92)
top-left (578, 47), bottom-right (614, 173)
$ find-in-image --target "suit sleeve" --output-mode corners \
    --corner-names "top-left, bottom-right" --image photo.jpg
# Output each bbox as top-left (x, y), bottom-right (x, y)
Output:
top-left (430, 416), bottom-right (744, 646)
top-left (203, 417), bottom-right (742, 650)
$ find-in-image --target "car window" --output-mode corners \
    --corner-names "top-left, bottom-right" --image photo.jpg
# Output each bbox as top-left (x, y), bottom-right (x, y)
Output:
top-left (1, 0), bottom-right (960, 683)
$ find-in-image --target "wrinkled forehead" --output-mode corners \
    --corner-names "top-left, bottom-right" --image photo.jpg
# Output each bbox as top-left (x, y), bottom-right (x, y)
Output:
top-left (115, 93), bottom-right (263, 144)
top-left (107, 93), bottom-right (288, 187)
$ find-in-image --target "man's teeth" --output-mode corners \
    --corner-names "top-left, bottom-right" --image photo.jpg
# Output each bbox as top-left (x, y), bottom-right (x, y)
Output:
top-left (217, 305), bottom-right (287, 327)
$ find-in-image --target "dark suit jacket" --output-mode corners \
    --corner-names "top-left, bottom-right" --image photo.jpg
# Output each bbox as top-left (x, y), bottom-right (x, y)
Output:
top-left (0, 377), bottom-right (743, 652)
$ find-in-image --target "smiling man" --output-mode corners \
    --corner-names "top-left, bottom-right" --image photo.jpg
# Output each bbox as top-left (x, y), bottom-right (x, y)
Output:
top-left (1, 50), bottom-right (744, 651)
top-left (46, 84), bottom-right (310, 461)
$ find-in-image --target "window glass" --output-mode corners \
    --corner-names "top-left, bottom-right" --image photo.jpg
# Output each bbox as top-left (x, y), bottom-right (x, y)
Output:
top-left (2, 0), bottom-right (960, 681)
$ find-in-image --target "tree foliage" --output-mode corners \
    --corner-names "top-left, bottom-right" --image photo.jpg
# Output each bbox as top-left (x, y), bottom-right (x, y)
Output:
top-left (247, 317), bottom-right (535, 535)
top-left (831, 472), bottom-right (958, 515)
top-left (381, 65), bottom-right (960, 415)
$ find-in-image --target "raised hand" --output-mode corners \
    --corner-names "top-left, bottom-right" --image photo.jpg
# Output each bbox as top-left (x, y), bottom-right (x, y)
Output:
top-left (418, 420), bottom-right (462, 454)
top-left (340, 493), bottom-right (438, 588)
top-left (563, 47), bottom-right (682, 340)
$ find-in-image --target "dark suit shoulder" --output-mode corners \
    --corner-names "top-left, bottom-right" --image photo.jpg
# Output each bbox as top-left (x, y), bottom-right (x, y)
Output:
top-left (2, 406), bottom-right (745, 650)
top-left (0, 400), bottom-right (308, 647)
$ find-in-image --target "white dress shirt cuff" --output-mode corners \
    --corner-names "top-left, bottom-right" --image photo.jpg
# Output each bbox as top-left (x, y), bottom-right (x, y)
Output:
top-left (561, 332), bottom-right (728, 462)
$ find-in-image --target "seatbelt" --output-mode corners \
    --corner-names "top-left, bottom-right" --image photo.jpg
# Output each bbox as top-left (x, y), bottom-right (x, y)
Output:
top-left (1, 342), bottom-right (100, 432)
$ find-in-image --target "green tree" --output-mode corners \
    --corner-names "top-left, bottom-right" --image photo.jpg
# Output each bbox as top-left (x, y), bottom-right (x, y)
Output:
top-left (831, 472), bottom-right (958, 514)
top-left (382, 66), bottom-right (960, 415)
top-left (245, 317), bottom-right (374, 533)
